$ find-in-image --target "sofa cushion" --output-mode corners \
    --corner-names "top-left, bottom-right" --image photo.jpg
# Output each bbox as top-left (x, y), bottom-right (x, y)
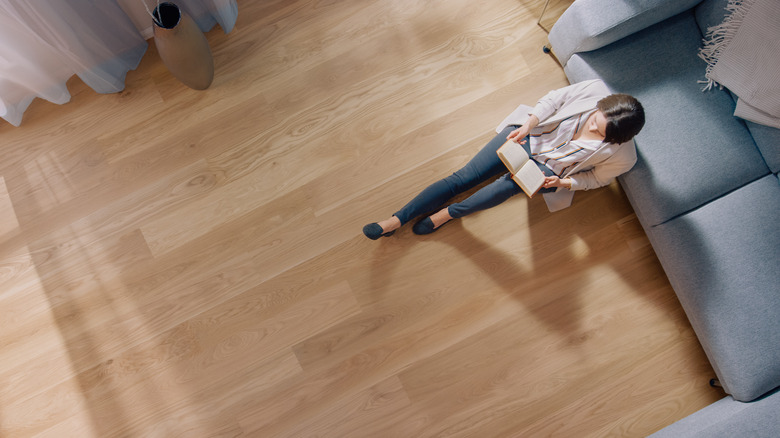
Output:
top-left (548, 0), bottom-right (703, 65)
top-left (649, 389), bottom-right (780, 437)
top-left (696, 0), bottom-right (780, 173)
top-left (694, 0), bottom-right (730, 35)
top-left (645, 174), bottom-right (780, 402)
top-left (744, 121), bottom-right (780, 174)
top-left (564, 10), bottom-right (771, 226)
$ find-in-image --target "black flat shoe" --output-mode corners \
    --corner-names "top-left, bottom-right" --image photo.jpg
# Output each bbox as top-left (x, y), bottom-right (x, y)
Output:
top-left (412, 217), bottom-right (450, 235)
top-left (363, 223), bottom-right (396, 240)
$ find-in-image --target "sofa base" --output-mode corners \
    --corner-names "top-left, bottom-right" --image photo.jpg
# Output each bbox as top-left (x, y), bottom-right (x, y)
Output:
top-left (650, 389), bottom-right (780, 437)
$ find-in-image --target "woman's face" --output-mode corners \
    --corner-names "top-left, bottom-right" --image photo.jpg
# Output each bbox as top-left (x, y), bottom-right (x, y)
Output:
top-left (589, 110), bottom-right (608, 139)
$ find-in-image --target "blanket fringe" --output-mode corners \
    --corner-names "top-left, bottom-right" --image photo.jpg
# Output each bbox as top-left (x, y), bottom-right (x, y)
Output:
top-left (698, 0), bottom-right (756, 91)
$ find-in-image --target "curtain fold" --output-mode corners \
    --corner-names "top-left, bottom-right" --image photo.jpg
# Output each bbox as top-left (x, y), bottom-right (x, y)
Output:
top-left (179, 0), bottom-right (239, 34)
top-left (0, 0), bottom-right (238, 127)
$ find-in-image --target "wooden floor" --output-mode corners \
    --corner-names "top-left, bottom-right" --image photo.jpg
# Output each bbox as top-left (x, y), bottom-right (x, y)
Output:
top-left (0, 0), bottom-right (724, 436)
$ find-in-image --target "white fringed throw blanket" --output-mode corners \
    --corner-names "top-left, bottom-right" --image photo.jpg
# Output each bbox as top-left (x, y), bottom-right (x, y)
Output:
top-left (699, 0), bottom-right (780, 128)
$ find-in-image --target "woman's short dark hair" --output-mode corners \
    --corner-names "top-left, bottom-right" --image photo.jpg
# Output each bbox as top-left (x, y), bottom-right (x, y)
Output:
top-left (597, 94), bottom-right (645, 144)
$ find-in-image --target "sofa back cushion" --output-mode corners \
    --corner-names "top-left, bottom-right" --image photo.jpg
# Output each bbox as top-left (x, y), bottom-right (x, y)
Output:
top-left (744, 121), bottom-right (780, 174)
top-left (695, 0), bottom-right (780, 173)
top-left (694, 0), bottom-right (731, 35)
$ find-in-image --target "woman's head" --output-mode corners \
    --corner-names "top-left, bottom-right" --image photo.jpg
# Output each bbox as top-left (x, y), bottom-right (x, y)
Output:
top-left (596, 94), bottom-right (645, 144)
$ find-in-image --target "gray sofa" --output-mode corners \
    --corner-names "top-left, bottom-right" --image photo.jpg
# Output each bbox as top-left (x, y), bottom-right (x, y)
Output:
top-left (547, 0), bottom-right (780, 434)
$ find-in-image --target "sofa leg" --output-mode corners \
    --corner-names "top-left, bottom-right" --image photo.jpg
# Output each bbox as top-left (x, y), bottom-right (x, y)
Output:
top-left (710, 378), bottom-right (722, 388)
top-left (542, 44), bottom-right (562, 66)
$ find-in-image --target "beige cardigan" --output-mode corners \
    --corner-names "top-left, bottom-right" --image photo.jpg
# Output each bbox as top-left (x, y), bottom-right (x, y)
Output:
top-left (495, 79), bottom-right (637, 212)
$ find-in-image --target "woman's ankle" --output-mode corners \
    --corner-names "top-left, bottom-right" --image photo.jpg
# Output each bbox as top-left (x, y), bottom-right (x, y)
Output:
top-left (377, 216), bottom-right (401, 233)
top-left (430, 208), bottom-right (453, 228)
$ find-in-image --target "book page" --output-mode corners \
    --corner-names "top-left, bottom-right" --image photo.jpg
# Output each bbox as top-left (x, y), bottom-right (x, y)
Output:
top-left (496, 140), bottom-right (529, 174)
top-left (512, 160), bottom-right (545, 197)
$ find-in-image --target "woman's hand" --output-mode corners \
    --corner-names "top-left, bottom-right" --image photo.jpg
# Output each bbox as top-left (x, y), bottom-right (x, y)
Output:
top-left (542, 176), bottom-right (573, 190)
top-left (507, 126), bottom-right (530, 144)
top-left (506, 115), bottom-right (539, 144)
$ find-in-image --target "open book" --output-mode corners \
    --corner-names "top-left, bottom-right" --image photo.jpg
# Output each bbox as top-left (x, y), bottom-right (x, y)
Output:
top-left (496, 140), bottom-right (546, 197)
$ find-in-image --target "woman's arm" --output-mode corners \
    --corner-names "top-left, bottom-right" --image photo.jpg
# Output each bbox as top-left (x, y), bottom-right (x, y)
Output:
top-left (542, 176), bottom-right (573, 190)
top-left (530, 79), bottom-right (604, 123)
top-left (567, 144), bottom-right (637, 190)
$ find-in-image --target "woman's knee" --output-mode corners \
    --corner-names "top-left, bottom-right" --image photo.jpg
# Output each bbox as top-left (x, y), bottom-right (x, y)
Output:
top-left (491, 174), bottom-right (524, 197)
top-left (444, 166), bottom-right (481, 192)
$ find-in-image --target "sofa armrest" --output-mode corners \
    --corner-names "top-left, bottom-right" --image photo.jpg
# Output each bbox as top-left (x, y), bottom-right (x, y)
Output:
top-left (548, 0), bottom-right (703, 66)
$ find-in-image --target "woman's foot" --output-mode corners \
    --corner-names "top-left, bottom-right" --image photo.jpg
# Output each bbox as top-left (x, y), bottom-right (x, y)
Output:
top-left (363, 216), bottom-right (401, 240)
top-left (412, 207), bottom-right (453, 235)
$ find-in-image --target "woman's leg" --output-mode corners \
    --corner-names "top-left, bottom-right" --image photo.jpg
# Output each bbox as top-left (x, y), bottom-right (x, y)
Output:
top-left (392, 125), bottom-right (518, 226)
top-left (448, 163), bottom-right (556, 218)
top-left (419, 151), bottom-right (556, 231)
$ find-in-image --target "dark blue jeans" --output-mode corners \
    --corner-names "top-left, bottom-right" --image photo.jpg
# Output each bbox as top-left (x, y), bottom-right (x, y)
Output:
top-left (394, 125), bottom-right (556, 225)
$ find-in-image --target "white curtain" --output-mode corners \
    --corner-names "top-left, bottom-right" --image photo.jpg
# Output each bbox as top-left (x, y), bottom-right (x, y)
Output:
top-left (0, 0), bottom-right (238, 127)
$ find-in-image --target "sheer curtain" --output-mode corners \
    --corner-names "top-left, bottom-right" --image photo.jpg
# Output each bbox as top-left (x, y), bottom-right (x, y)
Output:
top-left (0, 0), bottom-right (238, 127)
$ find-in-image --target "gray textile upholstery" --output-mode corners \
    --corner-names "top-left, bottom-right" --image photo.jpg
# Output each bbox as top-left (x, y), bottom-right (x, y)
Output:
top-left (562, 10), bottom-right (770, 226)
top-left (745, 120), bottom-right (780, 173)
top-left (692, 0), bottom-right (780, 174)
top-left (547, 0), bottom-right (702, 67)
top-left (650, 390), bottom-right (780, 437)
top-left (549, 0), bottom-right (780, 433)
top-left (647, 175), bottom-right (780, 401)
top-left (693, 0), bottom-right (730, 32)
